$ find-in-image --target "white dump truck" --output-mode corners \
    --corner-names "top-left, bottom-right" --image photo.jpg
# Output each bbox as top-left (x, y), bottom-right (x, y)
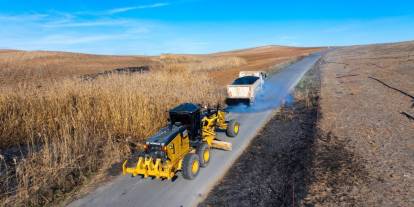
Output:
top-left (226, 71), bottom-right (267, 105)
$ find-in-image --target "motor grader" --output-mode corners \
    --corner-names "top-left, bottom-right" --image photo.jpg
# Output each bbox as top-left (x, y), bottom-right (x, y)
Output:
top-left (122, 103), bottom-right (240, 180)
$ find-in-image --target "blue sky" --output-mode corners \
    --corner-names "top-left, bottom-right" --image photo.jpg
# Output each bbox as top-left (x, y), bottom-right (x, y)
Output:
top-left (0, 0), bottom-right (413, 55)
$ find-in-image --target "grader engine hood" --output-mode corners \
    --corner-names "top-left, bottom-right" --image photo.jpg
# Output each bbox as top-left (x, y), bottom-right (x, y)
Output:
top-left (147, 125), bottom-right (183, 146)
top-left (145, 125), bottom-right (182, 159)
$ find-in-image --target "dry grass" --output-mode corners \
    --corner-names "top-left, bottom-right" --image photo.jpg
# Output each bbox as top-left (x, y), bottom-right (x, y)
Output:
top-left (210, 46), bottom-right (322, 85)
top-left (294, 60), bottom-right (321, 109)
top-left (160, 54), bottom-right (247, 72)
top-left (0, 50), bottom-right (156, 87)
top-left (187, 57), bottom-right (247, 71)
top-left (0, 70), bottom-right (222, 206)
top-left (159, 54), bottom-right (204, 63)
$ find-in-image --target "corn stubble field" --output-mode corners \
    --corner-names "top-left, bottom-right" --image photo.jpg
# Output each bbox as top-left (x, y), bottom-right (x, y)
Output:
top-left (0, 47), bottom-right (317, 206)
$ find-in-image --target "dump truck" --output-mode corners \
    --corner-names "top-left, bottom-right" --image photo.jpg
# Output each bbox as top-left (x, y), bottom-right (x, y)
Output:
top-left (226, 71), bottom-right (266, 105)
top-left (122, 103), bottom-right (240, 180)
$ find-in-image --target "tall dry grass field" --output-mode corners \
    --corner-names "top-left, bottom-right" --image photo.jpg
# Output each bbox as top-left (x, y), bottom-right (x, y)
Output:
top-left (0, 70), bottom-right (222, 206)
top-left (160, 54), bottom-right (247, 71)
top-left (187, 56), bottom-right (247, 71)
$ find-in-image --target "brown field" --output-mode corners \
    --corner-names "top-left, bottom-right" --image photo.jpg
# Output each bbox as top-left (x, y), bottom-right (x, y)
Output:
top-left (0, 46), bottom-right (320, 206)
top-left (304, 42), bottom-right (414, 206)
top-left (0, 46), bottom-right (320, 88)
top-left (0, 50), bottom-right (157, 86)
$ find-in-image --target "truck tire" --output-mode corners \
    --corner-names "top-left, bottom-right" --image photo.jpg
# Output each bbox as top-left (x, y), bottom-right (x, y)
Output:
top-left (226, 119), bottom-right (240, 137)
top-left (182, 153), bottom-right (200, 180)
top-left (249, 97), bottom-right (255, 105)
top-left (196, 143), bottom-right (210, 167)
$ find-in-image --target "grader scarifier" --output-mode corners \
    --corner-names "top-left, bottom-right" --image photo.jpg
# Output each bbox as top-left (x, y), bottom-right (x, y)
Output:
top-left (122, 103), bottom-right (240, 180)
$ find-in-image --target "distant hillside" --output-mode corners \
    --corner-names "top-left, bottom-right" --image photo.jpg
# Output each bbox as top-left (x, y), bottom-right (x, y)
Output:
top-left (0, 46), bottom-right (321, 86)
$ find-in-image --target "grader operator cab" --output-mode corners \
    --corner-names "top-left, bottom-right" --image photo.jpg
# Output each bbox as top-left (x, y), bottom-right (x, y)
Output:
top-left (122, 103), bottom-right (240, 180)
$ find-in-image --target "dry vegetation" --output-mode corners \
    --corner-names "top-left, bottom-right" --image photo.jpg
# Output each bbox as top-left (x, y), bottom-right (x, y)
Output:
top-left (211, 46), bottom-right (321, 85)
top-left (0, 50), bottom-right (156, 86)
top-left (304, 42), bottom-right (414, 206)
top-left (0, 71), bottom-right (222, 206)
top-left (0, 46), bottom-right (318, 206)
top-left (160, 54), bottom-right (247, 71)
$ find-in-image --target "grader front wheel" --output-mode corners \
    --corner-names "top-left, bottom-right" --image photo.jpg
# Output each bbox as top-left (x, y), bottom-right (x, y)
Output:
top-left (226, 119), bottom-right (240, 137)
top-left (182, 153), bottom-right (200, 180)
top-left (197, 143), bottom-right (210, 167)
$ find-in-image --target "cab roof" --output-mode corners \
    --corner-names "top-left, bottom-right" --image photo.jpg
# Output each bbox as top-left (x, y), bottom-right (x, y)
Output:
top-left (169, 103), bottom-right (200, 114)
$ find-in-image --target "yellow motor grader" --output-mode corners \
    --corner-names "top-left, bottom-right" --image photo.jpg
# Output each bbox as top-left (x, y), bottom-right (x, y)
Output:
top-left (122, 103), bottom-right (240, 180)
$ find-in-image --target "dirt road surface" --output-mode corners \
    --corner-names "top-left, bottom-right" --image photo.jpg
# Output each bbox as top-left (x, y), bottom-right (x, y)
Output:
top-left (67, 52), bottom-right (324, 207)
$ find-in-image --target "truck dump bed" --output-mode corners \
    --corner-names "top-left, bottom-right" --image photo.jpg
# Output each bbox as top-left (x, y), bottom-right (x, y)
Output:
top-left (226, 71), bottom-right (266, 105)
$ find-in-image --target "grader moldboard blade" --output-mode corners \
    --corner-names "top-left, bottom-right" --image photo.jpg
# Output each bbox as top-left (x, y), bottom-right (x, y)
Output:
top-left (211, 140), bottom-right (232, 151)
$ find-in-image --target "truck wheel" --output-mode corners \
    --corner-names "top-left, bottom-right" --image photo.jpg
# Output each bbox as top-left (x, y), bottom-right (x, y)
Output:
top-left (196, 143), bottom-right (210, 167)
top-left (249, 97), bottom-right (255, 105)
top-left (226, 119), bottom-right (240, 137)
top-left (182, 153), bottom-right (200, 180)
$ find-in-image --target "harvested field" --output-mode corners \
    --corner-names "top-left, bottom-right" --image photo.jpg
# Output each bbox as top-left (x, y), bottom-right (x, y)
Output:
top-left (304, 42), bottom-right (414, 206)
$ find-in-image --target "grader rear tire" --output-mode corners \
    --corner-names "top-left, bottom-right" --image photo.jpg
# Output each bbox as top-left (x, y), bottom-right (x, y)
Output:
top-left (182, 153), bottom-right (200, 180)
top-left (196, 143), bottom-right (210, 167)
top-left (226, 119), bottom-right (240, 137)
